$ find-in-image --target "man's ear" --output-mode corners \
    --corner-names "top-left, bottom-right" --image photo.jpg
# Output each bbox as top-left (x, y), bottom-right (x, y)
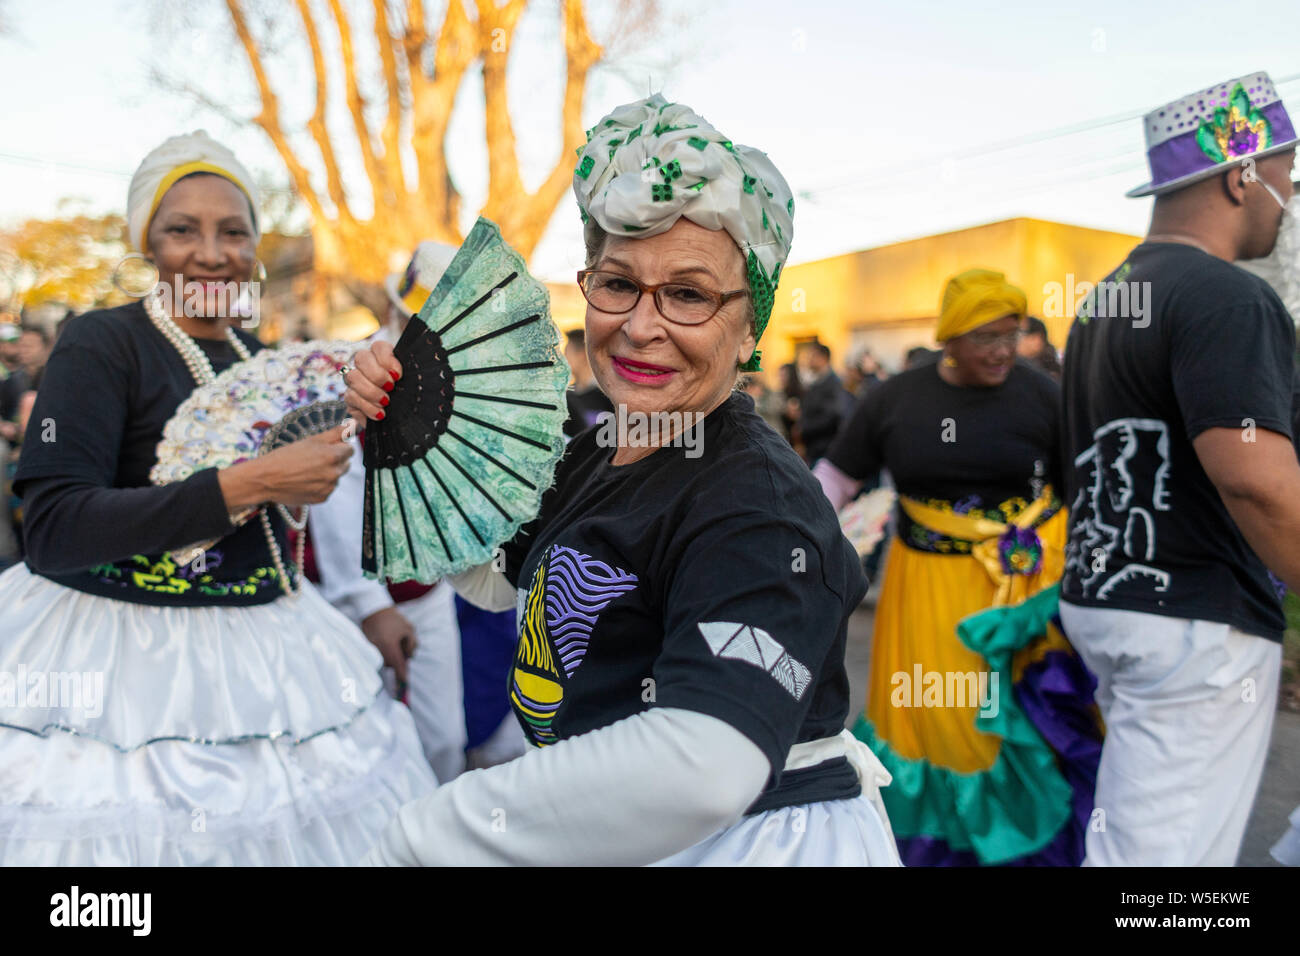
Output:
top-left (1221, 167), bottom-right (1248, 206)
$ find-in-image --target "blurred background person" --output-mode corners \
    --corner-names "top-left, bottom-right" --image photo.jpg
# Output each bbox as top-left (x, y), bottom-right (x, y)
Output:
top-left (850, 348), bottom-right (889, 401)
top-left (796, 341), bottom-right (844, 464)
top-left (777, 359), bottom-right (804, 454)
top-left (741, 371), bottom-right (785, 433)
top-left (562, 328), bottom-right (614, 438)
top-left (904, 344), bottom-right (940, 370)
top-left (815, 268), bottom-right (1100, 866)
top-left (16, 324), bottom-right (51, 384)
top-left (0, 324), bottom-right (28, 444)
top-left (1017, 315), bottom-right (1061, 380)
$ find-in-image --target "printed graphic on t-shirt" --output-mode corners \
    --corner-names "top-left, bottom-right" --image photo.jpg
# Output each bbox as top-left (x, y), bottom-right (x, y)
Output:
top-left (510, 544), bottom-right (638, 746)
top-left (697, 622), bottom-right (813, 700)
top-left (1065, 417), bottom-right (1173, 600)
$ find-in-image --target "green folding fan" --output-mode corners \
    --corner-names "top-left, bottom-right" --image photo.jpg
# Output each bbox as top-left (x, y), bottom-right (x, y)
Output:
top-left (362, 217), bottom-right (570, 583)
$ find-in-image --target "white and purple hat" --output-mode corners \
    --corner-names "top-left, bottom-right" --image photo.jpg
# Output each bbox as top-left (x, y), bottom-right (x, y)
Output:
top-left (1128, 72), bottom-right (1299, 198)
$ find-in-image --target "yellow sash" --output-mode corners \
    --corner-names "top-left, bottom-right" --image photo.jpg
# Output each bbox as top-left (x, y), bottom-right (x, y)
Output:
top-left (898, 489), bottom-right (1057, 607)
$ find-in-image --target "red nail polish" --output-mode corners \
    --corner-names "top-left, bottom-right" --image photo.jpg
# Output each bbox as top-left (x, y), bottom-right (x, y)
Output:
top-left (389, 369), bottom-right (400, 381)
top-left (375, 410), bottom-right (386, 420)
top-left (380, 395), bottom-right (389, 407)
top-left (383, 380), bottom-right (394, 392)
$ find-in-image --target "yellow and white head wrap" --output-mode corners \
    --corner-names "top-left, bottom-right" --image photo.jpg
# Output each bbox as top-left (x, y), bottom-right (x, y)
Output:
top-left (127, 130), bottom-right (259, 254)
top-left (936, 269), bottom-right (1027, 343)
top-left (572, 94), bottom-right (794, 372)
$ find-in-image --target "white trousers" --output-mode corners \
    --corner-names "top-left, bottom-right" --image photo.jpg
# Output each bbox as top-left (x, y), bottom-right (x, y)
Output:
top-left (1059, 601), bottom-right (1281, 866)
top-left (383, 582), bottom-right (468, 784)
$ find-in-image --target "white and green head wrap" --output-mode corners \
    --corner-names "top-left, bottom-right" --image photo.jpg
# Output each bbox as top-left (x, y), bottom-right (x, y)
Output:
top-left (572, 94), bottom-right (795, 372)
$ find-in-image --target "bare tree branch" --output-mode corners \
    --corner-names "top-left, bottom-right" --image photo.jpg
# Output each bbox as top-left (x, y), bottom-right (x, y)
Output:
top-left (407, 0), bottom-right (476, 241)
top-left (293, 0), bottom-right (357, 228)
top-left (224, 0), bottom-right (328, 226)
top-left (475, 0), bottom-right (530, 226)
top-left (518, 0), bottom-right (601, 243)
top-left (371, 0), bottom-right (407, 201)
top-left (327, 0), bottom-right (392, 212)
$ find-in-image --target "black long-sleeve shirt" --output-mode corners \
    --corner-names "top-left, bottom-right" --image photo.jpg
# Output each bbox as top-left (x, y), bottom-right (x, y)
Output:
top-left (14, 302), bottom-right (289, 606)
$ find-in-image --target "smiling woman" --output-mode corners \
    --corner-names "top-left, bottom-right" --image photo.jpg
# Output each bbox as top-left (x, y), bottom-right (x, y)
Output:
top-left (0, 131), bottom-right (435, 865)
top-left (348, 94), bottom-right (902, 868)
top-left (145, 173), bottom-right (260, 326)
top-left (814, 268), bottom-right (1104, 866)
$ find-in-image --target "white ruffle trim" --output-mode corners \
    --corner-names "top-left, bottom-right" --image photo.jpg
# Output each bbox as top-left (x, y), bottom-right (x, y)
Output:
top-left (0, 685), bottom-right (436, 864)
top-left (651, 794), bottom-right (903, 866)
top-left (0, 564), bottom-right (387, 750)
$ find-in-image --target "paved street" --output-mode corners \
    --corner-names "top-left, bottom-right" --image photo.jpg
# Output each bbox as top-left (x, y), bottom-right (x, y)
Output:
top-left (843, 593), bottom-right (1298, 867)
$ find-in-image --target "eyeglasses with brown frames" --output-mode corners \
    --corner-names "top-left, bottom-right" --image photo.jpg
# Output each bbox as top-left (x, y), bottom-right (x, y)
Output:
top-left (576, 270), bottom-right (749, 326)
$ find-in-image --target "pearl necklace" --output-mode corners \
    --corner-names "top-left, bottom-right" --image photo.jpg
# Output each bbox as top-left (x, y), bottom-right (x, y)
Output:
top-left (145, 291), bottom-right (307, 598)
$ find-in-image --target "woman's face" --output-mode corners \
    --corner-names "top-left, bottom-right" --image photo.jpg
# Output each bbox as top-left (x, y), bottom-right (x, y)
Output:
top-left (146, 173), bottom-right (257, 320)
top-left (585, 218), bottom-right (755, 423)
top-left (944, 313), bottom-right (1021, 387)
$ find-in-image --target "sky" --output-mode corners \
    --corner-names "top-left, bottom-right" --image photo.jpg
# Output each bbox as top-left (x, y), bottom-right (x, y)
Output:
top-left (2, 0), bottom-right (1300, 283)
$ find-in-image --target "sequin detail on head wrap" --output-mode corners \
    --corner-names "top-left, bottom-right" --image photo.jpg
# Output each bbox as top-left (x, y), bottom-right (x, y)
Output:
top-left (573, 94), bottom-right (795, 372)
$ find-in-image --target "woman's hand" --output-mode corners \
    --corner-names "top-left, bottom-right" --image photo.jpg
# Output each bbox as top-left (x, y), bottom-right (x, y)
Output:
top-left (217, 423), bottom-right (354, 512)
top-left (343, 341), bottom-right (402, 428)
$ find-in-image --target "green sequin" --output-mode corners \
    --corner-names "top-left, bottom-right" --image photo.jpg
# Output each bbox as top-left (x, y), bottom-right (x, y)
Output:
top-left (687, 136), bottom-right (709, 150)
top-left (651, 184), bottom-right (673, 201)
top-left (661, 160), bottom-right (682, 182)
top-left (742, 175), bottom-right (756, 195)
top-left (575, 155), bottom-right (595, 179)
top-left (652, 121), bottom-right (697, 137)
top-left (787, 197), bottom-right (794, 214)
top-left (720, 140), bottom-right (735, 152)
top-left (622, 224), bottom-right (648, 232)
top-left (740, 250), bottom-right (778, 372)
top-left (687, 179), bottom-right (708, 192)
top-left (626, 124), bottom-right (643, 142)
top-left (762, 209), bottom-right (769, 231)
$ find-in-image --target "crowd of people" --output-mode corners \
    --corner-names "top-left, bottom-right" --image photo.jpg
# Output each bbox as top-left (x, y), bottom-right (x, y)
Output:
top-left (0, 69), bottom-right (1296, 867)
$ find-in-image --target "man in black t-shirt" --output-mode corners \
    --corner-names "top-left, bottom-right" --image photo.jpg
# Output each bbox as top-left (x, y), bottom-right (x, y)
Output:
top-left (796, 342), bottom-right (845, 464)
top-left (1060, 71), bottom-right (1300, 866)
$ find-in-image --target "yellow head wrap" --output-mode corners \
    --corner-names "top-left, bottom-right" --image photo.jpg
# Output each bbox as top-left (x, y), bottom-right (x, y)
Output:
top-left (127, 131), bottom-right (260, 254)
top-left (935, 269), bottom-right (1027, 343)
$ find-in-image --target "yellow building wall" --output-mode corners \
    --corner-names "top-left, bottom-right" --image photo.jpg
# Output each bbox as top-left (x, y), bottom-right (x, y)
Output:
top-left (764, 217), bottom-right (1139, 374)
top-left (546, 217), bottom-right (1140, 377)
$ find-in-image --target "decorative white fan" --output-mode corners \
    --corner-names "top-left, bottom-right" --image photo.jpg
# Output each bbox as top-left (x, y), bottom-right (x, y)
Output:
top-left (151, 340), bottom-right (356, 565)
top-left (839, 486), bottom-right (896, 558)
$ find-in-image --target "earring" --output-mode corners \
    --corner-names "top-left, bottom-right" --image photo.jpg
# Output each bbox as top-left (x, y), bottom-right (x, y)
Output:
top-left (942, 355), bottom-right (958, 368)
top-left (111, 252), bottom-right (159, 298)
top-left (253, 259), bottom-right (268, 283)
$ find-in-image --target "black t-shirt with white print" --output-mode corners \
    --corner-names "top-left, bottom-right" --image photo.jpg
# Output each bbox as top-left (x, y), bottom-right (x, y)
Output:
top-left (501, 391), bottom-right (867, 812)
top-left (1061, 242), bottom-right (1296, 641)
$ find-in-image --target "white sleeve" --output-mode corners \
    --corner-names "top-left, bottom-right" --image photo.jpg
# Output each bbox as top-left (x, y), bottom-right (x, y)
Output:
top-left (812, 457), bottom-right (863, 513)
top-left (360, 707), bottom-right (770, 866)
top-left (448, 561), bottom-right (516, 612)
top-left (308, 438), bottom-right (394, 625)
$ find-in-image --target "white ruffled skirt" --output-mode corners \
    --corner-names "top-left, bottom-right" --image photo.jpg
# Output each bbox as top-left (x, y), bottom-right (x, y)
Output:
top-left (0, 564), bottom-right (435, 865)
top-left (654, 731), bottom-right (903, 866)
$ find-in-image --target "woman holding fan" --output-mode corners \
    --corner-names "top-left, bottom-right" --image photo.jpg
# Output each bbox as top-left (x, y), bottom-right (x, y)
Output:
top-left (0, 131), bottom-right (433, 865)
top-left (348, 95), bottom-right (901, 866)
